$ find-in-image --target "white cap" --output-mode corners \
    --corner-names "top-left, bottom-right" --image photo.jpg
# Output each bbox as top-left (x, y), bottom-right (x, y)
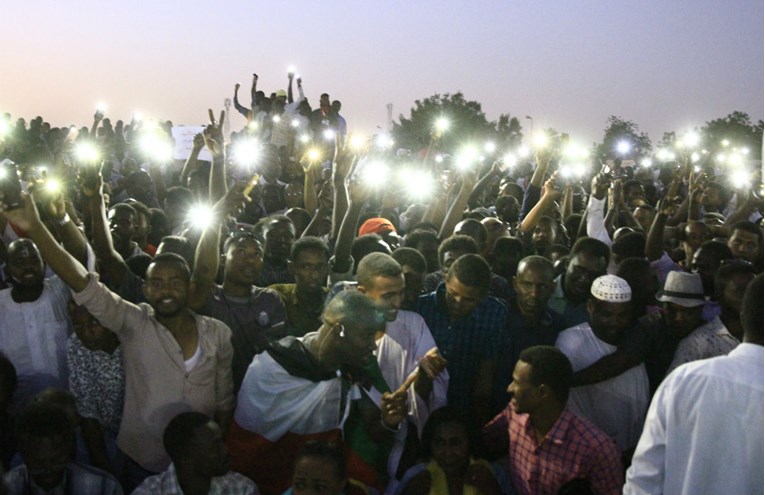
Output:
top-left (591, 275), bottom-right (632, 303)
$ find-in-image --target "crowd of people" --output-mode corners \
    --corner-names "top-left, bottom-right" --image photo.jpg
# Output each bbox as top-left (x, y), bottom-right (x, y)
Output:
top-left (0, 70), bottom-right (763, 495)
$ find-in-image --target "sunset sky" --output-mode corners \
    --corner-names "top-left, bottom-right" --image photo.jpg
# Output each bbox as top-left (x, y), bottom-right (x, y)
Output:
top-left (2, 0), bottom-right (762, 145)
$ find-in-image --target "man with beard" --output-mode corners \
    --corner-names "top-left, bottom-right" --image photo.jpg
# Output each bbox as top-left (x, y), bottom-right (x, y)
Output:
top-left (547, 237), bottom-right (610, 328)
top-left (107, 204), bottom-right (143, 261)
top-left (270, 237), bottom-right (331, 337)
top-left (1, 196), bottom-right (234, 490)
top-left (0, 190), bottom-right (90, 412)
top-left (228, 290), bottom-right (399, 495)
top-left (257, 215), bottom-right (296, 286)
top-left (492, 256), bottom-right (563, 414)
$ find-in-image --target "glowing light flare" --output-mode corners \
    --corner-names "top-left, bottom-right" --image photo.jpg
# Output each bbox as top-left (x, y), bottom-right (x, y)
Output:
top-left (656, 149), bottom-right (676, 162)
top-left (721, 139), bottom-right (730, 147)
top-left (434, 117), bottom-right (450, 133)
top-left (74, 142), bottom-right (100, 163)
top-left (616, 141), bottom-right (631, 155)
top-left (728, 154), bottom-right (744, 168)
top-left (0, 120), bottom-right (10, 137)
top-left (399, 168), bottom-right (434, 201)
top-left (349, 134), bottom-right (367, 151)
top-left (232, 139), bottom-right (261, 167)
top-left (375, 134), bottom-right (394, 149)
top-left (455, 145), bottom-right (479, 171)
top-left (716, 153), bottom-right (727, 162)
top-left (516, 145), bottom-right (531, 158)
top-left (693, 165), bottom-right (701, 173)
top-left (44, 178), bottom-right (62, 195)
top-left (677, 131), bottom-right (700, 149)
top-left (187, 204), bottom-right (215, 231)
top-left (307, 148), bottom-right (321, 162)
top-left (287, 65), bottom-right (297, 74)
top-left (730, 169), bottom-right (750, 189)
top-left (272, 115), bottom-right (281, 123)
top-left (572, 163), bottom-right (587, 177)
top-left (640, 158), bottom-right (652, 168)
top-left (503, 153), bottom-right (518, 169)
top-left (359, 161), bottom-right (390, 188)
top-left (691, 152), bottom-right (700, 163)
top-left (139, 134), bottom-right (174, 162)
top-left (291, 119), bottom-right (300, 128)
top-left (322, 129), bottom-right (335, 141)
top-left (484, 141), bottom-right (497, 154)
top-left (132, 111), bottom-right (143, 122)
top-left (434, 154), bottom-right (444, 164)
top-left (741, 147), bottom-right (750, 155)
top-left (564, 143), bottom-right (589, 160)
top-left (95, 102), bottom-right (107, 113)
top-left (533, 132), bottom-right (549, 149)
top-left (298, 134), bottom-right (311, 144)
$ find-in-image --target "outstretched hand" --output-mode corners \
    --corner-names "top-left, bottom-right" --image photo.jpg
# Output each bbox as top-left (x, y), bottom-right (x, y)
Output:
top-left (203, 109), bottom-right (226, 158)
top-left (0, 191), bottom-right (43, 232)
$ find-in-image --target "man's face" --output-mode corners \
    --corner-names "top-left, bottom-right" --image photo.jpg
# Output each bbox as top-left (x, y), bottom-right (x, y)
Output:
top-left (564, 252), bottom-right (607, 303)
top-left (292, 455), bottom-right (345, 495)
top-left (507, 361), bottom-right (542, 415)
top-left (587, 299), bottom-right (634, 345)
top-left (224, 238), bottom-right (264, 287)
top-left (6, 241), bottom-right (45, 289)
top-left (683, 222), bottom-right (707, 254)
top-left (721, 272), bottom-right (755, 314)
top-left (532, 223), bottom-right (556, 254)
top-left (359, 274), bottom-right (405, 322)
top-left (441, 249), bottom-right (467, 276)
top-left (70, 304), bottom-right (118, 352)
top-left (108, 208), bottom-right (136, 242)
top-left (142, 261), bottom-right (189, 318)
top-left (401, 265), bottom-right (425, 311)
top-left (415, 239), bottom-right (440, 274)
top-left (444, 275), bottom-right (484, 320)
top-left (633, 207), bottom-right (654, 233)
top-left (513, 266), bottom-right (555, 320)
top-left (728, 229), bottom-right (760, 263)
top-left (333, 321), bottom-right (379, 368)
top-left (430, 422), bottom-right (470, 475)
top-left (264, 221), bottom-right (296, 264)
top-left (284, 183), bottom-right (304, 208)
top-left (191, 421), bottom-right (230, 478)
top-left (22, 435), bottom-right (71, 491)
top-left (290, 248), bottom-right (329, 292)
top-left (691, 247), bottom-right (723, 297)
top-left (700, 186), bottom-right (721, 209)
top-left (662, 302), bottom-right (704, 338)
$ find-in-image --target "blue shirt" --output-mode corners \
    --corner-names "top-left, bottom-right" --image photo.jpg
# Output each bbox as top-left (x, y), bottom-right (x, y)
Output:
top-left (492, 298), bottom-right (565, 414)
top-left (417, 283), bottom-right (507, 408)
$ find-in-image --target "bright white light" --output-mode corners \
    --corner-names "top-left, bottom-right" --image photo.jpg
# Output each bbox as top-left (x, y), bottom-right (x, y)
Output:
top-left (484, 141), bottom-right (497, 153)
top-left (291, 119), bottom-right (300, 128)
top-left (360, 161), bottom-right (390, 187)
top-left (573, 163), bottom-right (587, 177)
top-left (533, 132), bottom-right (549, 149)
top-left (349, 134), bottom-right (366, 151)
top-left (75, 142), bottom-right (100, 163)
top-left (516, 145), bottom-right (530, 158)
top-left (691, 152), bottom-right (700, 163)
top-left (640, 158), bottom-right (652, 168)
top-left (232, 138), bottom-right (260, 167)
top-left (187, 204), bottom-right (215, 230)
top-left (693, 165), bottom-right (701, 173)
top-left (399, 168), bottom-right (434, 201)
top-left (45, 178), bottom-right (61, 194)
top-left (721, 139), bottom-right (730, 147)
top-left (0, 120), bottom-right (9, 137)
top-left (139, 134), bottom-right (173, 162)
top-left (564, 143), bottom-right (588, 160)
top-left (716, 153), bottom-right (727, 162)
top-left (322, 129), bottom-right (335, 141)
top-left (247, 121), bottom-right (258, 131)
top-left (559, 165), bottom-right (573, 178)
top-left (434, 154), bottom-right (444, 164)
top-left (287, 65), bottom-right (297, 74)
top-left (728, 154), bottom-right (744, 167)
top-left (37, 165), bottom-right (47, 175)
top-left (679, 131), bottom-right (700, 149)
top-left (132, 111), bottom-right (143, 122)
top-left (503, 153), bottom-right (518, 169)
top-left (741, 147), bottom-right (750, 155)
top-left (435, 117), bottom-right (450, 133)
top-left (456, 145), bottom-right (479, 171)
top-left (95, 102), bottom-right (107, 113)
top-left (375, 133), bottom-right (394, 149)
top-left (272, 115), bottom-right (281, 123)
top-left (731, 169), bottom-right (750, 189)
top-left (616, 141), bottom-right (631, 155)
top-left (307, 148), bottom-right (321, 162)
top-left (656, 149), bottom-right (676, 162)
top-left (298, 134), bottom-right (310, 144)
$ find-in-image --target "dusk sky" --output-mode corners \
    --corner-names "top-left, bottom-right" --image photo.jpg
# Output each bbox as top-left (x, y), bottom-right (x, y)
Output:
top-left (2, 0), bottom-right (762, 146)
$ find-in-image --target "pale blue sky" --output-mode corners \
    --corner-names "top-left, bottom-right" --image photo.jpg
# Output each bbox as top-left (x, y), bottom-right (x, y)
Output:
top-left (1, 0), bottom-right (762, 144)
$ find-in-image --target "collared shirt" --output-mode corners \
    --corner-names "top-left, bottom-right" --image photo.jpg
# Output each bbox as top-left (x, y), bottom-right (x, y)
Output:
top-left (417, 284), bottom-right (506, 408)
top-left (0, 275), bottom-right (71, 412)
top-left (200, 285), bottom-right (286, 392)
top-left (269, 283), bottom-right (327, 337)
top-left (133, 464), bottom-right (257, 495)
top-left (556, 323), bottom-right (649, 452)
top-left (546, 274), bottom-right (589, 329)
top-left (667, 315), bottom-right (739, 373)
top-left (72, 274), bottom-right (234, 473)
top-left (422, 271), bottom-right (512, 303)
top-left (482, 405), bottom-right (623, 495)
top-left (492, 299), bottom-right (563, 414)
top-left (2, 461), bottom-right (123, 495)
top-left (67, 334), bottom-right (125, 434)
top-left (625, 344), bottom-right (764, 495)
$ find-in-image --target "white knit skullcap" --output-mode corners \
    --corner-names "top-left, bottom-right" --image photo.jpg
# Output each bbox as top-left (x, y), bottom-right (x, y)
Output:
top-left (591, 275), bottom-right (632, 303)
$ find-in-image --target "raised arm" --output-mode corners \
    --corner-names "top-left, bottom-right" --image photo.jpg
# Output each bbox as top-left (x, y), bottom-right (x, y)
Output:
top-left (519, 172), bottom-right (560, 234)
top-left (233, 83), bottom-right (250, 119)
top-left (331, 180), bottom-right (367, 276)
top-left (438, 170), bottom-right (478, 240)
top-left (467, 161), bottom-right (501, 209)
top-left (1, 195), bottom-right (89, 292)
top-left (83, 176), bottom-right (128, 287)
top-left (180, 133), bottom-right (205, 187)
top-left (205, 110), bottom-right (228, 202)
top-left (645, 199), bottom-right (674, 262)
top-left (331, 139), bottom-right (357, 241)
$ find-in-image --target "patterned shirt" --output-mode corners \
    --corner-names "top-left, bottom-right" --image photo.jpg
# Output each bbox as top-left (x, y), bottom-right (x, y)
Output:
top-left (133, 464), bottom-right (258, 494)
top-left (417, 283), bottom-right (507, 408)
top-left (482, 405), bottom-right (623, 495)
top-left (2, 462), bottom-right (123, 495)
top-left (668, 316), bottom-right (739, 373)
top-left (67, 334), bottom-right (125, 434)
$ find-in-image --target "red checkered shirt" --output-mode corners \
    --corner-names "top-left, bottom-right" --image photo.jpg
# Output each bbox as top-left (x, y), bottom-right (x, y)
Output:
top-left (482, 404), bottom-right (623, 495)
